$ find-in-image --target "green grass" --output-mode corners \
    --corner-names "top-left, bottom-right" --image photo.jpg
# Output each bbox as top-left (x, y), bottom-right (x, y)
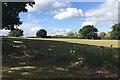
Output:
top-left (1, 37), bottom-right (119, 79)
top-left (26, 38), bottom-right (119, 48)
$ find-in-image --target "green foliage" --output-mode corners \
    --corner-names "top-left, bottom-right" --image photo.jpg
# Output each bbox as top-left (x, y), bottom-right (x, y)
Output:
top-left (99, 32), bottom-right (106, 39)
top-left (104, 32), bottom-right (111, 39)
top-left (8, 28), bottom-right (24, 37)
top-left (36, 29), bottom-right (47, 38)
top-left (76, 33), bottom-right (84, 39)
top-left (111, 23), bottom-right (120, 40)
top-left (2, 2), bottom-right (35, 31)
top-left (67, 31), bottom-right (75, 38)
top-left (78, 25), bottom-right (99, 39)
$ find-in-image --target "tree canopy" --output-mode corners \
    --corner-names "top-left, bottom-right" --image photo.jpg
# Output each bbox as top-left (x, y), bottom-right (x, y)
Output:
top-left (104, 32), bottom-right (111, 39)
top-left (36, 29), bottom-right (47, 38)
top-left (8, 28), bottom-right (24, 37)
top-left (67, 31), bottom-right (75, 38)
top-left (78, 25), bottom-right (99, 39)
top-left (111, 23), bottom-right (120, 40)
top-left (2, 2), bottom-right (35, 31)
top-left (99, 32), bottom-right (106, 39)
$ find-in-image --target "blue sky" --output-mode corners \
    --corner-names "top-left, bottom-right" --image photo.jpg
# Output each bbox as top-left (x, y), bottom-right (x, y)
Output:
top-left (0, 0), bottom-right (118, 36)
top-left (19, 2), bottom-right (103, 35)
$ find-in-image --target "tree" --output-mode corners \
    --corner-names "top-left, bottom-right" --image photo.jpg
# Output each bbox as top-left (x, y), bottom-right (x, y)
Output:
top-left (36, 29), bottom-right (47, 38)
top-left (111, 23), bottom-right (120, 40)
top-left (67, 31), bottom-right (75, 38)
top-left (8, 28), bottom-right (24, 37)
top-left (76, 33), bottom-right (84, 39)
top-left (2, 2), bottom-right (35, 31)
top-left (105, 32), bottom-right (111, 39)
top-left (99, 32), bottom-right (106, 39)
top-left (78, 25), bottom-right (99, 39)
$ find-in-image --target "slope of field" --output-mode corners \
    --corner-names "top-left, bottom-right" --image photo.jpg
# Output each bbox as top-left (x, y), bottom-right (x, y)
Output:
top-left (27, 38), bottom-right (119, 48)
top-left (2, 37), bottom-right (119, 79)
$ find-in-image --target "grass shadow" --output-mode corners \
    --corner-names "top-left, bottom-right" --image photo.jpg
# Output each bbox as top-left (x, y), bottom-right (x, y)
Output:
top-left (2, 38), bottom-right (119, 79)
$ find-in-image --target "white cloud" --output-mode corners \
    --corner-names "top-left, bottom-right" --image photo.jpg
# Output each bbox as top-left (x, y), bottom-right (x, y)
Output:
top-left (0, 29), bottom-right (10, 36)
top-left (84, 0), bottom-right (118, 24)
top-left (26, 0), bottom-right (69, 12)
top-left (54, 8), bottom-right (83, 20)
top-left (48, 28), bottom-right (72, 36)
top-left (27, 14), bottom-right (41, 24)
top-left (30, 27), bottom-right (41, 32)
top-left (19, 23), bottom-right (72, 37)
top-left (52, 1), bottom-right (68, 8)
top-left (19, 23), bottom-right (42, 37)
top-left (26, 0), bottom-right (49, 12)
top-left (81, 21), bottom-right (95, 27)
top-left (81, 0), bottom-right (118, 32)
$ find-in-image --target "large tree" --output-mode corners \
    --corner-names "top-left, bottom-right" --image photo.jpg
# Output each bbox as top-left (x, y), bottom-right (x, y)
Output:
top-left (36, 29), bottom-right (47, 38)
top-left (111, 23), bottom-right (120, 40)
top-left (2, 2), bottom-right (35, 31)
top-left (78, 25), bottom-right (99, 39)
top-left (8, 28), bottom-right (24, 37)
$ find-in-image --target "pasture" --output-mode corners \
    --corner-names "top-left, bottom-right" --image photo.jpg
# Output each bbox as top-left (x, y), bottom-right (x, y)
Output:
top-left (1, 37), bottom-right (119, 79)
top-left (26, 38), bottom-right (119, 48)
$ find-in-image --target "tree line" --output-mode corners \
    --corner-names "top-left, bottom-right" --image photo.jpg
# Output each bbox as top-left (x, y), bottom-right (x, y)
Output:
top-left (7, 23), bottom-right (120, 40)
top-left (67, 23), bottom-right (120, 40)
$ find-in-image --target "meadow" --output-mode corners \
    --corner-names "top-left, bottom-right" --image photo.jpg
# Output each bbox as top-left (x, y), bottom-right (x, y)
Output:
top-left (1, 37), bottom-right (119, 79)
top-left (26, 38), bottom-right (119, 48)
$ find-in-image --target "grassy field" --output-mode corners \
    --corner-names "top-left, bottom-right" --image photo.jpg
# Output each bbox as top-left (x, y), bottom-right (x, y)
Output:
top-left (1, 37), bottom-right (119, 79)
top-left (26, 38), bottom-right (119, 48)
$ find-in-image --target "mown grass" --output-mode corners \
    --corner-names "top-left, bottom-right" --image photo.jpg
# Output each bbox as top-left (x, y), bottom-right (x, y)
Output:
top-left (26, 38), bottom-right (119, 48)
top-left (1, 37), bottom-right (119, 79)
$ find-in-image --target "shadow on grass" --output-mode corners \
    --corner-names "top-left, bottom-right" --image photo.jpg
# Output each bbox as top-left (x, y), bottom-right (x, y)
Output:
top-left (1, 38), bottom-right (119, 79)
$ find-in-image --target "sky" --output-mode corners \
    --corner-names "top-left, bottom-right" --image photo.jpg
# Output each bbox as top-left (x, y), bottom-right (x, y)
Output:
top-left (0, 0), bottom-right (118, 37)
